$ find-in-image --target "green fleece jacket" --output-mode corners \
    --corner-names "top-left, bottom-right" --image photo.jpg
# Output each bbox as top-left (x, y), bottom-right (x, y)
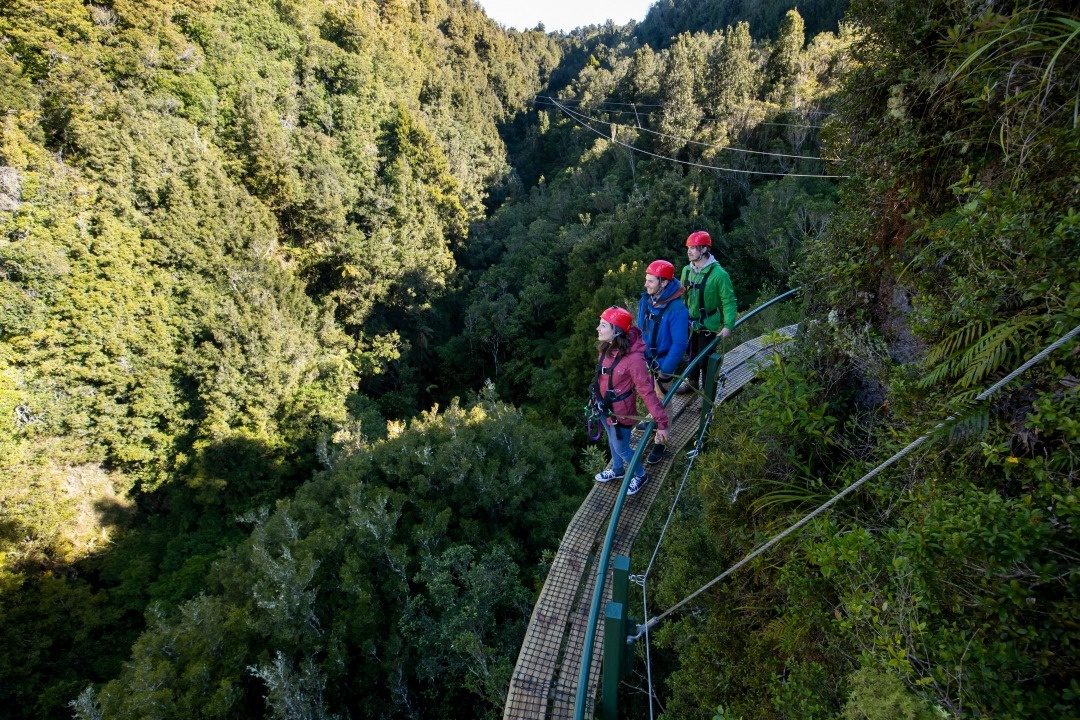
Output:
top-left (680, 257), bottom-right (737, 333)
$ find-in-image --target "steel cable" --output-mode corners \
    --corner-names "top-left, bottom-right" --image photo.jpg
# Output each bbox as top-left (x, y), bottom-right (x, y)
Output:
top-left (635, 322), bottom-right (1080, 635)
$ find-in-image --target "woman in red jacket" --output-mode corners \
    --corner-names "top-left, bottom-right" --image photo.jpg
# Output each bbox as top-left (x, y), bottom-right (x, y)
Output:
top-left (592, 306), bottom-right (670, 496)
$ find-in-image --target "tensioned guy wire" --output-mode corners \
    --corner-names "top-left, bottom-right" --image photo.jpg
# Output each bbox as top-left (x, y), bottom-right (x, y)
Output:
top-left (633, 336), bottom-right (795, 720)
top-left (633, 322), bottom-right (1080, 637)
top-left (634, 409), bottom-right (708, 720)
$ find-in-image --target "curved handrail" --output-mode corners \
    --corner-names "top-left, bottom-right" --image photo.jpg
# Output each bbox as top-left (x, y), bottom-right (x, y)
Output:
top-left (573, 286), bottom-right (801, 719)
top-left (659, 285), bottom-right (802, 408)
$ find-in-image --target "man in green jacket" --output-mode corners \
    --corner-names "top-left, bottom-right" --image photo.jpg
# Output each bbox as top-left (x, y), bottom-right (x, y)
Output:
top-left (679, 230), bottom-right (737, 390)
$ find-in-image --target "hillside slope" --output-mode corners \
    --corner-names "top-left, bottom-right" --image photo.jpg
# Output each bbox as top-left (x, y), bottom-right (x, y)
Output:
top-left (639, 0), bottom-right (1079, 717)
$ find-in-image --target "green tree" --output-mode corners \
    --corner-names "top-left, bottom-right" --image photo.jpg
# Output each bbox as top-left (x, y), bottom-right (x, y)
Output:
top-left (401, 544), bottom-right (530, 714)
top-left (706, 22), bottom-right (758, 117)
top-left (724, 176), bottom-right (836, 289)
top-left (87, 391), bottom-right (581, 719)
top-left (1, 0), bottom-right (559, 715)
top-left (764, 9), bottom-right (806, 104)
top-left (657, 33), bottom-right (704, 156)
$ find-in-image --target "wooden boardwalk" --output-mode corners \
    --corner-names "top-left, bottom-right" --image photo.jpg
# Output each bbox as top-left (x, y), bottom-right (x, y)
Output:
top-left (504, 326), bottom-right (798, 719)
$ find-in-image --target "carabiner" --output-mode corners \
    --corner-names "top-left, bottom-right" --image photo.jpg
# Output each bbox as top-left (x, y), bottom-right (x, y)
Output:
top-left (587, 416), bottom-right (602, 441)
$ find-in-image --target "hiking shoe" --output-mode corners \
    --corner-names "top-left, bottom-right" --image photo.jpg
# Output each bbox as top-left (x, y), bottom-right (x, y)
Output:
top-left (646, 443), bottom-right (666, 465)
top-left (627, 474), bottom-right (648, 496)
top-left (594, 468), bottom-right (625, 483)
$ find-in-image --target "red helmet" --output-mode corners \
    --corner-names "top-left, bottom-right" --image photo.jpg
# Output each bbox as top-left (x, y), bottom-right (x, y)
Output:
top-left (646, 259), bottom-right (675, 280)
top-left (600, 306), bottom-right (632, 333)
top-left (685, 231), bottom-right (712, 247)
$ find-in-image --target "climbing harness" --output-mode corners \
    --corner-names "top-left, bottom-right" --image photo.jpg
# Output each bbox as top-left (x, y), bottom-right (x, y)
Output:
top-left (584, 389), bottom-right (605, 440)
top-left (685, 264), bottom-right (720, 328)
top-left (641, 296), bottom-right (673, 372)
top-left (584, 349), bottom-right (635, 439)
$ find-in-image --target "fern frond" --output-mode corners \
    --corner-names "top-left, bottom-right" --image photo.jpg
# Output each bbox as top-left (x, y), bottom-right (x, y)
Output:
top-left (947, 407), bottom-right (991, 444)
top-left (923, 319), bottom-right (990, 367)
top-left (763, 614), bottom-right (807, 650)
top-left (920, 313), bottom-right (1042, 390)
top-left (920, 359), bottom-right (957, 390)
top-left (956, 315), bottom-right (1041, 388)
top-left (925, 388), bottom-right (983, 444)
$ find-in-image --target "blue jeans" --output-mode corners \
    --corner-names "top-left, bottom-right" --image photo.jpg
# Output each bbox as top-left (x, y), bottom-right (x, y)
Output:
top-left (604, 422), bottom-right (644, 479)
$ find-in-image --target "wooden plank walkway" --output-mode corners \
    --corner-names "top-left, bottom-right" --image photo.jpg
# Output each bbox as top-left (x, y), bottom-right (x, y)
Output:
top-left (504, 326), bottom-right (798, 719)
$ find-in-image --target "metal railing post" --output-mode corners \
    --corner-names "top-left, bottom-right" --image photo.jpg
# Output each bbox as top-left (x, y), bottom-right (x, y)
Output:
top-left (601, 601), bottom-right (624, 720)
top-left (602, 555), bottom-right (632, 718)
top-left (611, 555), bottom-right (630, 610)
top-left (611, 555), bottom-right (634, 678)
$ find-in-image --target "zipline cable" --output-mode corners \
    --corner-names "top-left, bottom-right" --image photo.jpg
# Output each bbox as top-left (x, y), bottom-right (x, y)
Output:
top-left (536, 96), bottom-right (831, 126)
top-left (546, 98), bottom-right (841, 171)
top-left (534, 96), bottom-right (833, 161)
top-left (546, 98), bottom-right (849, 179)
top-left (633, 322), bottom-right (1080, 637)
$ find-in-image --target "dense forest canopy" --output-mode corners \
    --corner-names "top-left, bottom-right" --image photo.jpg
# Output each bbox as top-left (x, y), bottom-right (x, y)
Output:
top-left (638, 0), bottom-right (848, 46)
top-left (1, 0), bottom-right (1077, 718)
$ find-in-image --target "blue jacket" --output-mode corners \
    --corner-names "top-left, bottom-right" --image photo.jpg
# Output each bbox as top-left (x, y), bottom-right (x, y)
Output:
top-left (637, 279), bottom-right (690, 376)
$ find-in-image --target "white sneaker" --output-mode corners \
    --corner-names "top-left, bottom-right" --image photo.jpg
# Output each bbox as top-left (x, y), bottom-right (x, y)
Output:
top-left (594, 468), bottom-right (624, 483)
top-left (627, 474), bottom-right (648, 495)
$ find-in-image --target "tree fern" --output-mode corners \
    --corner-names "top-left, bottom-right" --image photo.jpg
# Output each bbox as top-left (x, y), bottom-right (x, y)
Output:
top-left (919, 318), bottom-right (992, 387)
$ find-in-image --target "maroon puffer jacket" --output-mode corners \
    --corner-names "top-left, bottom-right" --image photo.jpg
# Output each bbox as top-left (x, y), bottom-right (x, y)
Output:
top-left (594, 326), bottom-right (669, 430)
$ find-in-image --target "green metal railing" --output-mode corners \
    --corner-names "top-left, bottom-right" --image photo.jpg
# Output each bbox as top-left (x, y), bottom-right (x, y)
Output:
top-left (574, 287), bottom-right (801, 720)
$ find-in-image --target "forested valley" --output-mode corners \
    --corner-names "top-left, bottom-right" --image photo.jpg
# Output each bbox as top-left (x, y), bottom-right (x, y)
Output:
top-left (0, 0), bottom-right (1076, 718)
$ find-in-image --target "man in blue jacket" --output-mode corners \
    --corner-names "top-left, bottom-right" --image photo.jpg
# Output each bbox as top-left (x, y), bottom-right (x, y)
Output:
top-left (637, 259), bottom-right (689, 464)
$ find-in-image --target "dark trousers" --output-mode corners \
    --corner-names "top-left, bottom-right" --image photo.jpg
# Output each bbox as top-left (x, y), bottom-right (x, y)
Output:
top-left (687, 330), bottom-right (716, 386)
